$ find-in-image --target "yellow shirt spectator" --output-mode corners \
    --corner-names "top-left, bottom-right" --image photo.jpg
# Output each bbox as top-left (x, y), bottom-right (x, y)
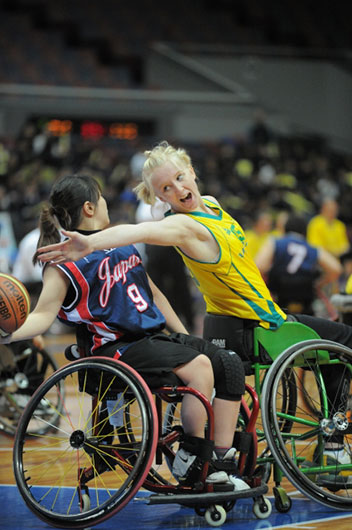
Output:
top-left (245, 231), bottom-right (270, 259)
top-left (244, 210), bottom-right (273, 259)
top-left (307, 198), bottom-right (349, 257)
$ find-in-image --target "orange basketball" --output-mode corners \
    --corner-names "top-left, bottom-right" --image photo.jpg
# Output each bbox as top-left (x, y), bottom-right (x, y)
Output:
top-left (0, 273), bottom-right (30, 335)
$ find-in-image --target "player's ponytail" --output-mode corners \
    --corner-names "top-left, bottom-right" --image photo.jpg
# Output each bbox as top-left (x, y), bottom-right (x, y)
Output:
top-left (33, 174), bottom-right (101, 264)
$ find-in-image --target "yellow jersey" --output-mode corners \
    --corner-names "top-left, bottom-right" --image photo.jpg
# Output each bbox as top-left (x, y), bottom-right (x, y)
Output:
top-left (168, 199), bottom-right (286, 329)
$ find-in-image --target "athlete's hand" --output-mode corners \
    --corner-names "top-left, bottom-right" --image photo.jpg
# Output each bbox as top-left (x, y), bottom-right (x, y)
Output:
top-left (37, 230), bottom-right (93, 264)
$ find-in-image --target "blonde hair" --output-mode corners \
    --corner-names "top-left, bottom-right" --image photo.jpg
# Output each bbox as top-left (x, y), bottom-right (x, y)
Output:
top-left (133, 141), bottom-right (192, 205)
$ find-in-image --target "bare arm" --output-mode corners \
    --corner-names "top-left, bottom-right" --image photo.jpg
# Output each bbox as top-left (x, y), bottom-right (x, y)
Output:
top-left (255, 237), bottom-right (275, 274)
top-left (148, 275), bottom-right (188, 334)
top-left (0, 266), bottom-right (69, 344)
top-left (37, 215), bottom-right (218, 264)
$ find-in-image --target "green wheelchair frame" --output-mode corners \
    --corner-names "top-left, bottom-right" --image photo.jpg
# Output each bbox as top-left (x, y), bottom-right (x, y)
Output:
top-left (249, 321), bottom-right (352, 511)
top-left (253, 321), bottom-right (323, 402)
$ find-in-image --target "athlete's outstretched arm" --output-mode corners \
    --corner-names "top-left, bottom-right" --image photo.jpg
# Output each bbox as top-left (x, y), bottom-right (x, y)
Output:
top-left (37, 230), bottom-right (95, 264)
top-left (37, 216), bottom-right (208, 264)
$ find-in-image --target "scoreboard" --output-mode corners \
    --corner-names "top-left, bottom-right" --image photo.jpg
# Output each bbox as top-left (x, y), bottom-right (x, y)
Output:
top-left (33, 117), bottom-right (156, 140)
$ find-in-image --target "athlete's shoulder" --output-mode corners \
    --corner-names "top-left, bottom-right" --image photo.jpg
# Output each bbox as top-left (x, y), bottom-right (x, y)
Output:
top-left (202, 195), bottom-right (221, 207)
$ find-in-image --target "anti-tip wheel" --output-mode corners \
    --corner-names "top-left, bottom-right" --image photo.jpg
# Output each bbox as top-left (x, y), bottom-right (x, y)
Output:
top-left (253, 497), bottom-right (272, 519)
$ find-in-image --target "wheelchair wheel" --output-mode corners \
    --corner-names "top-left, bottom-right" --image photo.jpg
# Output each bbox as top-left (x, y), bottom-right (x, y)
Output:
top-left (13, 357), bottom-right (158, 528)
top-left (262, 339), bottom-right (352, 510)
top-left (0, 341), bottom-right (62, 436)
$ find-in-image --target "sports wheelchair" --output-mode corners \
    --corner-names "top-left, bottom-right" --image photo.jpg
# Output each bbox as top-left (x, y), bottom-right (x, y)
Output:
top-left (12, 346), bottom-right (271, 529)
top-left (0, 340), bottom-right (62, 436)
top-left (203, 315), bottom-right (352, 512)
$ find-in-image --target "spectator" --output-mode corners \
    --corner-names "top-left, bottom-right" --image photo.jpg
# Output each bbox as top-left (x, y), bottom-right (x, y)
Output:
top-left (12, 226), bottom-right (42, 306)
top-left (307, 198), bottom-right (350, 257)
top-left (244, 210), bottom-right (273, 259)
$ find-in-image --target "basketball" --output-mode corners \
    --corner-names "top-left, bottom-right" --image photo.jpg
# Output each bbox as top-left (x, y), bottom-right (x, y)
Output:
top-left (0, 273), bottom-right (30, 335)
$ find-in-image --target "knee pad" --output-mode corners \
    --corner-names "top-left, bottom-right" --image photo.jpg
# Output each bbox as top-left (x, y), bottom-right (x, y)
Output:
top-left (211, 349), bottom-right (245, 400)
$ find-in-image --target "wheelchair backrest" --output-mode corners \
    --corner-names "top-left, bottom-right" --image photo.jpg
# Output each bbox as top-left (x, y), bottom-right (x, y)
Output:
top-left (253, 321), bottom-right (322, 362)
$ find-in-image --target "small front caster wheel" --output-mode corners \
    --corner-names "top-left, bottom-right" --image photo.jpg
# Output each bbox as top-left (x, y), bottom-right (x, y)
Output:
top-left (204, 505), bottom-right (227, 526)
top-left (253, 497), bottom-right (272, 519)
top-left (273, 486), bottom-right (292, 513)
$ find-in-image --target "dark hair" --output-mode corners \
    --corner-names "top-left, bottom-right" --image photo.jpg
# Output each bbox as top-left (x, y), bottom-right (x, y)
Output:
top-left (33, 175), bottom-right (101, 264)
top-left (284, 214), bottom-right (308, 237)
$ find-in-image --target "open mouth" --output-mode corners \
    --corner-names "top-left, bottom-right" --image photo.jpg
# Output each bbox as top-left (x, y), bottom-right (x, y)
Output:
top-left (180, 192), bottom-right (192, 203)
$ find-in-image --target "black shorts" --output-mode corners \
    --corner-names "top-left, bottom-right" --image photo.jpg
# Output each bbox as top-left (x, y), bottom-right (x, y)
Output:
top-left (96, 332), bottom-right (222, 388)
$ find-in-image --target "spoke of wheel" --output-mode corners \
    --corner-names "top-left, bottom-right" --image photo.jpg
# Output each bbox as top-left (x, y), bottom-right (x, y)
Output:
top-left (24, 444), bottom-right (73, 486)
top-left (78, 369), bottom-right (119, 435)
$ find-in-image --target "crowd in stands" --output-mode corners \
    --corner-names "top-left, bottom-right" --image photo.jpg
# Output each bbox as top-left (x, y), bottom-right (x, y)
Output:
top-left (1, 116), bottom-right (352, 332)
top-left (2, 116), bottom-right (352, 248)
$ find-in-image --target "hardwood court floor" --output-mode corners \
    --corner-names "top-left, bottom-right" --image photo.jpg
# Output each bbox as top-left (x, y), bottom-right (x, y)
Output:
top-left (1, 332), bottom-right (352, 530)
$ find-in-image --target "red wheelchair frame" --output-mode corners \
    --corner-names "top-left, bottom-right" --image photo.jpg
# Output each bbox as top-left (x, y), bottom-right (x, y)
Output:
top-left (12, 356), bottom-right (271, 528)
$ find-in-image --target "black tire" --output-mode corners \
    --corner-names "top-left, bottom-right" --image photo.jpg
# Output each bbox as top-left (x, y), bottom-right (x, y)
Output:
top-left (262, 339), bottom-right (352, 511)
top-left (13, 357), bottom-right (158, 528)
